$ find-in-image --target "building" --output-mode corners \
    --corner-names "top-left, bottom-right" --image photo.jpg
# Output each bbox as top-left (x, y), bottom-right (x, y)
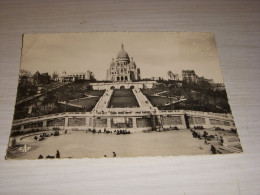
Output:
top-left (106, 44), bottom-right (141, 82)
top-left (212, 83), bottom-right (226, 91)
top-left (11, 46), bottom-right (236, 135)
top-left (59, 70), bottom-right (92, 82)
top-left (182, 70), bottom-right (198, 83)
top-left (33, 71), bottom-right (51, 85)
top-left (51, 71), bottom-right (59, 82)
top-left (168, 71), bottom-right (179, 81)
top-left (198, 76), bottom-right (214, 85)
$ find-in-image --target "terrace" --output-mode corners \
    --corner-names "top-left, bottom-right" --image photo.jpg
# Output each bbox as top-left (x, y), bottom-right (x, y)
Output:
top-left (6, 130), bottom-right (215, 159)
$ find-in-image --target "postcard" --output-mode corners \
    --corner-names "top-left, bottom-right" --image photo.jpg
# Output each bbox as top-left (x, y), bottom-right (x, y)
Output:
top-left (6, 32), bottom-right (242, 159)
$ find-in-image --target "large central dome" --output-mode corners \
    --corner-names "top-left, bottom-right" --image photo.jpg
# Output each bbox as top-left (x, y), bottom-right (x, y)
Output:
top-left (116, 44), bottom-right (129, 59)
top-left (106, 43), bottom-right (141, 82)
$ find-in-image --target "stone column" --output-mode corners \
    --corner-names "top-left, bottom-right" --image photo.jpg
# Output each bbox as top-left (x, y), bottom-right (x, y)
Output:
top-left (107, 118), bottom-right (111, 129)
top-left (64, 117), bottom-right (69, 130)
top-left (205, 117), bottom-right (211, 125)
top-left (85, 117), bottom-right (89, 127)
top-left (151, 115), bottom-right (157, 130)
top-left (92, 117), bottom-right (96, 129)
top-left (205, 117), bottom-right (211, 128)
top-left (42, 120), bottom-right (47, 129)
top-left (89, 117), bottom-right (93, 128)
top-left (132, 117), bottom-right (137, 129)
top-left (156, 116), bottom-right (161, 127)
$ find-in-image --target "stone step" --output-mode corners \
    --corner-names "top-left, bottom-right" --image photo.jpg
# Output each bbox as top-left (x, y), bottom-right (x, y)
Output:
top-left (6, 147), bottom-right (17, 152)
top-left (219, 146), bottom-right (242, 153)
top-left (228, 146), bottom-right (243, 153)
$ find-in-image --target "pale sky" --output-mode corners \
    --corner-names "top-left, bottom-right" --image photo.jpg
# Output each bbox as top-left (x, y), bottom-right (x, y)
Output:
top-left (21, 32), bottom-right (224, 83)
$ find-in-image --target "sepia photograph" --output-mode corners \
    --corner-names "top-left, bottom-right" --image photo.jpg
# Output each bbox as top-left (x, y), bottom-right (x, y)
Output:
top-left (6, 32), bottom-right (243, 159)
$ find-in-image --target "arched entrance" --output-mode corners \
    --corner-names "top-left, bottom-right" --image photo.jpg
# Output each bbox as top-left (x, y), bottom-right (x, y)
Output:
top-left (130, 85), bottom-right (135, 89)
top-left (110, 86), bottom-right (115, 90)
top-left (120, 86), bottom-right (125, 89)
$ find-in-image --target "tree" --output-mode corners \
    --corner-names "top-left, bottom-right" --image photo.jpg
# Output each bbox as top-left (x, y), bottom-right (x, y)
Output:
top-left (52, 71), bottom-right (58, 81)
top-left (167, 71), bottom-right (172, 79)
top-left (196, 80), bottom-right (212, 111)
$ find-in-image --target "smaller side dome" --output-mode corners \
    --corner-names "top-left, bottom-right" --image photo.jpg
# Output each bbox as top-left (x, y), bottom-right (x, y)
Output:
top-left (129, 57), bottom-right (136, 68)
top-left (110, 58), bottom-right (115, 66)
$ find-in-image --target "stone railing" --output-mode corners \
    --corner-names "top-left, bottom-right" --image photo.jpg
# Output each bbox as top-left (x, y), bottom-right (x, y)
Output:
top-left (184, 110), bottom-right (233, 120)
top-left (12, 112), bottom-right (92, 125)
top-left (12, 109), bottom-right (234, 127)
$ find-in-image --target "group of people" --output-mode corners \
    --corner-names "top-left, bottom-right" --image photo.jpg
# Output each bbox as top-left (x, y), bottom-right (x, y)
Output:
top-left (34, 132), bottom-right (51, 141)
top-left (194, 126), bottom-right (204, 130)
top-left (115, 130), bottom-right (130, 135)
top-left (214, 126), bottom-right (225, 131)
top-left (190, 128), bottom-right (225, 154)
top-left (33, 130), bottom-right (61, 142)
top-left (156, 126), bottom-right (179, 132)
top-left (190, 129), bottom-right (216, 145)
top-left (86, 128), bottom-right (131, 135)
top-left (38, 150), bottom-right (60, 159)
top-left (87, 129), bottom-right (110, 134)
top-left (190, 129), bottom-right (203, 139)
top-left (169, 126), bottom-right (179, 130)
top-left (52, 127), bottom-right (61, 130)
top-left (104, 151), bottom-right (117, 158)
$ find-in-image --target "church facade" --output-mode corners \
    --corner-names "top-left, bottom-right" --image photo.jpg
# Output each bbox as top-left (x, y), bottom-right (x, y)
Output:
top-left (106, 44), bottom-right (141, 82)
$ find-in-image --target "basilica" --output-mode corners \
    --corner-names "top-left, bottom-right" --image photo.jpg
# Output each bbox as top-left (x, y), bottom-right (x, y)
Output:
top-left (106, 44), bottom-right (141, 82)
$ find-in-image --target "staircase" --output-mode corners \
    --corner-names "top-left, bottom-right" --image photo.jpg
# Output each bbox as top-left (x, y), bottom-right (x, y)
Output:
top-left (219, 146), bottom-right (243, 153)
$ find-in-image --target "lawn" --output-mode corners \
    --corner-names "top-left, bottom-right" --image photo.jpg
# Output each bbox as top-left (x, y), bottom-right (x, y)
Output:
top-left (108, 89), bottom-right (139, 108)
top-left (69, 97), bottom-right (100, 110)
top-left (85, 90), bottom-right (105, 97)
top-left (147, 96), bottom-right (172, 106)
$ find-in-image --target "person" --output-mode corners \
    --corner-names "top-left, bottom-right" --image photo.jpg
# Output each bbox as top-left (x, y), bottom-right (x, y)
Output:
top-left (46, 155), bottom-right (55, 159)
top-left (56, 150), bottom-right (60, 158)
top-left (54, 131), bottom-right (59, 136)
top-left (38, 154), bottom-right (43, 159)
top-left (113, 152), bottom-right (116, 157)
top-left (203, 131), bottom-right (208, 138)
top-left (210, 145), bottom-right (216, 154)
top-left (64, 130), bottom-right (67, 134)
top-left (220, 136), bottom-right (224, 144)
top-left (204, 137), bottom-right (207, 144)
